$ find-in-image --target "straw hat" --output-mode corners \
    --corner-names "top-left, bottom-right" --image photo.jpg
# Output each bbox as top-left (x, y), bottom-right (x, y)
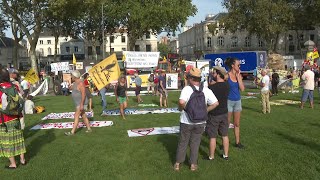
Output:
top-left (187, 67), bottom-right (201, 78)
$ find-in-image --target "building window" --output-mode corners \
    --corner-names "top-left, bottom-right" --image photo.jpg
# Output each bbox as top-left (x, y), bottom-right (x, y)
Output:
top-left (288, 34), bottom-right (293, 41)
top-left (121, 36), bottom-right (125, 43)
top-left (310, 34), bottom-right (315, 41)
top-left (111, 48), bottom-right (114, 52)
top-left (74, 46), bottom-right (79, 53)
top-left (40, 48), bottom-right (44, 56)
top-left (146, 32), bottom-right (151, 39)
top-left (135, 45), bottom-right (140, 51)
top-left (40, 40), bottom-right (43, 45)
top-left (66, 47), bottom-right (70, 53)
top-left (231, 36), bottom-right (238, 48)
top-left (47, 40), bottom-right (51, 44)
top-left (207, 37), bottom-right (212, 48)
top-left (110, 36), bottom-right (114, 43)
top-left (122, 48), bottom-right (126, 51)
top-left (245, 37), bottom-right (251, 47)
top-left (48, 48), bottom-right (52, 55)
top-left (217, 36), bottom-right (224, 47)
top-left (146, 45), bottom-right (151, 52)
top-left (289, 44), bottom-right (295, 52)
top-left (258, 40), bottom-right (264, 47)
top-left (88, 46), bottom-right (93, 55)
top-left (299, 34), bottom-right (304, 41)
top-left (96, 46), bottom-right (101, 55)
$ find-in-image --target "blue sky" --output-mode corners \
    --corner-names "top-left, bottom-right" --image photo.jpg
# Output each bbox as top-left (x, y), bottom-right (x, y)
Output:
top-left (4, 0), bottom-right (225, 37)
top-left (186, 0), bottom-right (225, 26)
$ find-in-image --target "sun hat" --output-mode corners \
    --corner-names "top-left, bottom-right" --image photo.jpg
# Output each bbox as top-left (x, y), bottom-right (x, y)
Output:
top-left (187, 67), bottom-right (201, 78)
top-left (71, 70), bottom-right (81, 78)
top-left (212, 66), bottom-right (227, 76)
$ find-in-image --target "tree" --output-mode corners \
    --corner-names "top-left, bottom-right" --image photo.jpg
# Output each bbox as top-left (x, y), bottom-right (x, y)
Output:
top-left (222, 0), bottom-right (294, 52)
top-left (0, 11), bottom-right (8, 36)
top-left (1, 0), bottom-right (51, 73)
top-left (119, 0), bottom-right (197, 51)
top-left (46, 0), bottom-right (84, 62)
top-left (158, 43), bottom-right (171, 57)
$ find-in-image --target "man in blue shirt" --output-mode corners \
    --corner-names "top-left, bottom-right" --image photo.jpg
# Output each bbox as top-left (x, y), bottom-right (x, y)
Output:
top-left (158, 70), bottom-right (167, 107)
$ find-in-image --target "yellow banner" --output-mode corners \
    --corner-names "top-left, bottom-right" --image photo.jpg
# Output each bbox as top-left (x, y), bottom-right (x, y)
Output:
top-left (73, 53), bottom-right (77, 65)
top-left (88, 53), bottom-right (120, 90)
top-left (126, 74), bottom-right (150, 88)
top-left (25, 68), bottom-right (39, 84)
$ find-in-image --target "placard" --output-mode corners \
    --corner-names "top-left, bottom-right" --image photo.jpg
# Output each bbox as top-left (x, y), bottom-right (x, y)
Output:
top-left (50, 62), bottom-right (69, 72)
top-left (76, 62), bottom-right (83, 70)
top-left (126, 74), bottom-right (150, 88)
top-left (123, 51), bottom-right (160, 68)
top-left (166, 73), bottom-right (178, 89)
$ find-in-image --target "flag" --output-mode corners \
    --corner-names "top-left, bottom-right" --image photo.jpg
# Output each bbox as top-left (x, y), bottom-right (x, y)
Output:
top-left (313, 48), bottom-right (319, 59)
top-left (73, 53), bottom-right (77, 65)
top-left (25, 68), bottom-right (39, 84)
top-left (163, 56), bottom-right (167, 62)
top-left (122, 54), bottom-right (126, 61)
top-left (88, 53), bottom-right (121, 90)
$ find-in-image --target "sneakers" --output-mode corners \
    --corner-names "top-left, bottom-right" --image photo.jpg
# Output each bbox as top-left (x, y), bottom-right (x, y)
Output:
top-left (235, 143), bottom-right (245, 149)
top-left (222, 154), bottom-right (229, 160)
top-left (64, 132), bottom-right (74, 136)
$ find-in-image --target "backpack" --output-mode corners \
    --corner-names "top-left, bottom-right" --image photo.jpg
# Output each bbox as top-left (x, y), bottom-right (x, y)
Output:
top-left (184, 84), bottom-right (208, 123)
top-left (0, 84), bottom-right (24, 117)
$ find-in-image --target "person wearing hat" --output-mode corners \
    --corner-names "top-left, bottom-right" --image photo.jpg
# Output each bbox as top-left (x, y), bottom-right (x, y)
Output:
top-left (158, 70), bottom-right (168, 107)
top-left (65, 70), bottom-right (92, 136)
top-left (174, 67), bottom-right (219, 171)
top-left (8, 68), bottom-right (23, 97)
top-left (206, 66), bottom-right (230, 161)
top-left (300, 65), bottom-right (315, 109)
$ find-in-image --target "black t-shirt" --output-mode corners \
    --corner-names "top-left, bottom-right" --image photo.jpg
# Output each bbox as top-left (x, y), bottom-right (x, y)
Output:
top-left (272, 73), bottom-right (279, 82)
top-left (208, 82), bottom-right (229, 116)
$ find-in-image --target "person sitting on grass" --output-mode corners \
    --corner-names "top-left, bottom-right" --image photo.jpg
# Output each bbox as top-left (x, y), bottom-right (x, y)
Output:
top-left (115, 75), bottom-right (128, 120)
top-left (24, 95), bottom-right (35, 114)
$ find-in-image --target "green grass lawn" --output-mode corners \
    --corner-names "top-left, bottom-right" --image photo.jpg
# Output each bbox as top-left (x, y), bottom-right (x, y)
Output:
top-left (1, 90), bottom-right (320, 179)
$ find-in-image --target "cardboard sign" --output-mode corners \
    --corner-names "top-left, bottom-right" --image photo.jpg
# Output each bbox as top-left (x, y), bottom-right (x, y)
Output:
top-left (166, 73), bottom-right (178, 89)
top-left (76, 62), bottom-right (83, 70)
top-left (50, 62), bottom-right (69, 72)
top-left (88, 54), bottom-right (121, 90)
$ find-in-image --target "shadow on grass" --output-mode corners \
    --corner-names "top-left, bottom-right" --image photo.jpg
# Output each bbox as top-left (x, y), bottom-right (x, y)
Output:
top-left (275, 131), bottom-right (320, 151)
top-left (157, 134), bottom-right (179, 164)
top-left (242, 105), bottom-right (261, 113)
top-left (26, 129), bottom-right (56, 162)
top-left (308, 123), bottom-right (320, 128)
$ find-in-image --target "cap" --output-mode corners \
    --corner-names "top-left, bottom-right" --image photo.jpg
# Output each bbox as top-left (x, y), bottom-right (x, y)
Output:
top-left (187, 67), bottom-right (201, 78)
top-left (212, 66), bottom-right (227, 76)
top-left (71, 70), bottom-right (81, 78)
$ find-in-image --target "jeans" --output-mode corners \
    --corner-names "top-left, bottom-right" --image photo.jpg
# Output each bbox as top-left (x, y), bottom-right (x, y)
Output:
top-left (62, 88), bottom-right (69, 96)
top-left (100, 87), bottom-right (107, 113)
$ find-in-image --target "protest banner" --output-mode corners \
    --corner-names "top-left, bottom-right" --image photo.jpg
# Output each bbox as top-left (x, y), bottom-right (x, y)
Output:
top-left (126, 74), bottom-right (149, 88)
top-left (123, 51), bottom-right (160, 68)
top-left (166, 73), bottom-right (178, 89)
top-left (24, 68), bottom-right (39, 84)
top-left (50, 62), bottom-right (69, 72)
top-left (88, 54), bottom-right (121, 90)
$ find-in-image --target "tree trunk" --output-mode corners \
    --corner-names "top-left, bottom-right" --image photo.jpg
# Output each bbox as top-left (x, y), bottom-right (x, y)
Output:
top-left (12, 41), bottom-right (18, 68)
top-left (29, 44), bottom-right (38, 74)
top-left (54, 35), bottom-right (59, 62)
top-left (295, 30), bottom-right (304, 59)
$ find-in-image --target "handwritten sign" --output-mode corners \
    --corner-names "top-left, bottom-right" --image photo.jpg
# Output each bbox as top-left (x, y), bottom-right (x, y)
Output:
top-left (123, 51), bottom-right (160, 68)
top-left (50, 62), bottom-right (69, 72)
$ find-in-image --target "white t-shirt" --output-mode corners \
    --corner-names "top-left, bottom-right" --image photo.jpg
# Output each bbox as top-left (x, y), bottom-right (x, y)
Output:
top-left (302, 70), bottom-right (315, 90)
top-left (21, 80), bottom-right (29, 90)
top-left (179, 85), bottom-right (218, 125)
top-left (261, 75), bottom-right (270, 92)
top-left (24, 100), bottom-right (35, 114)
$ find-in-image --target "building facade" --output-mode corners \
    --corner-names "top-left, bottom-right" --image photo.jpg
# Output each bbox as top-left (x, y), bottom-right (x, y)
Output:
top-left (0, 37), bottom-right (28, 69)
top-left (178, 13), bottom-right (320, 64)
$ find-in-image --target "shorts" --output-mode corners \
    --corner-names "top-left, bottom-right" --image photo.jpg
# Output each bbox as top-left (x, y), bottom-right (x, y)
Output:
top-left (227, 100), bottom-right (242, 112)
top-left (85, 88), bottom-right (92, 98)
top-left (206, 113), bottom-right (228, 138)
top-left (119, 96), bottom-right (127, 104)
top-left (135, 86), bottom-right (141, 95)
top-left (158, 88), bottom-right (167, 96)
top-left (301, 89), bottom-right (314, 102)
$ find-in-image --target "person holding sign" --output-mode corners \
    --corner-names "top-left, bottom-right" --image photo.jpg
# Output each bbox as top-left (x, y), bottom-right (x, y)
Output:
top-left (65, 70), bottom-right (92, 136)
top-left (115, 75), bottom-right (128, 119)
